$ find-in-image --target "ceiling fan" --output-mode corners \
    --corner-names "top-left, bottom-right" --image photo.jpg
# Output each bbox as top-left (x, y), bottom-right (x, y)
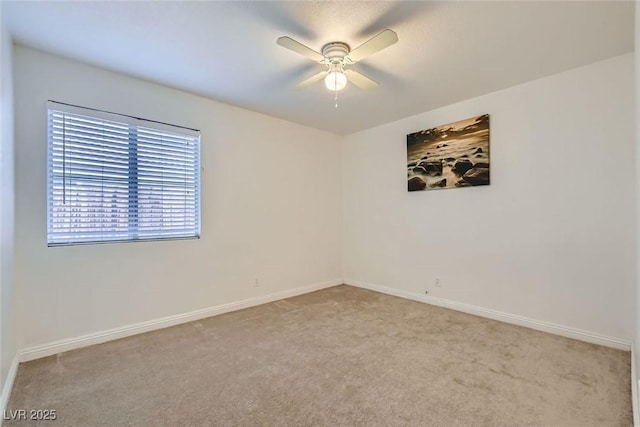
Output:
top-left (276, 29), bottom-right (398, 94)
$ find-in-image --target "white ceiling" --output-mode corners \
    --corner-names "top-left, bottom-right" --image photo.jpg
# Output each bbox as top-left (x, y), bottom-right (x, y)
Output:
top-left (3, 1), bottom-right (634, 135)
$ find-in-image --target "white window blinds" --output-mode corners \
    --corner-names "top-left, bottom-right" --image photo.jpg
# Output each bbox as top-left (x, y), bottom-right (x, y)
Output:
top-left (47, 101), bottom-right (201, 246)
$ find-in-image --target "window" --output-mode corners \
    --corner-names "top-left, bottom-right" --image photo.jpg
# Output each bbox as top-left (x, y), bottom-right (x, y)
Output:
top-left (47, 101), bottom-right (200, 246)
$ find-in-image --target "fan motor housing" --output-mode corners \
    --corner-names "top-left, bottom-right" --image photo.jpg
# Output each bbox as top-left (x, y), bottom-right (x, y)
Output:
top-left (321, 42), bottom-right (350, 61)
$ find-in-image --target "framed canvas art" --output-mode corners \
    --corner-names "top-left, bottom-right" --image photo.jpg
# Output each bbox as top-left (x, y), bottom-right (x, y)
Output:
top-left (407, 114), bottom-right (490, 191)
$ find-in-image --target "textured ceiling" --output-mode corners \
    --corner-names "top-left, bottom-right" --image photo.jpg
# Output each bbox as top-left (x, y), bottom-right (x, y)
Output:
top-left (3, 1), bottom-right (635, 135)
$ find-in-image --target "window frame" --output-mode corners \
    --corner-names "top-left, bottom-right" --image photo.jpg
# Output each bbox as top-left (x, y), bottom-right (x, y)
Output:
top-left (46, 100), bottom-right (201, 247)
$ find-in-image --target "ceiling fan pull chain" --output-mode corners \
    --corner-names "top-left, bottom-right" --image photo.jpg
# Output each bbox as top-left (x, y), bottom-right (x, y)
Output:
top-left (334, 72), bottom-right (339, 108)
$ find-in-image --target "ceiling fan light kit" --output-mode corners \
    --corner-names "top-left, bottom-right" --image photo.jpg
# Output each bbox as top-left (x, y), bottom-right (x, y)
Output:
top-left (276, 29), bottom-right (398, 107)
top-left (325, 70), bottom-right (347, 92)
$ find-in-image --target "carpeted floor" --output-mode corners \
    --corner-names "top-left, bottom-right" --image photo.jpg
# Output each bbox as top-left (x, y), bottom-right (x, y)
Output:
top-left (6, 285), bottom-right (632, 426)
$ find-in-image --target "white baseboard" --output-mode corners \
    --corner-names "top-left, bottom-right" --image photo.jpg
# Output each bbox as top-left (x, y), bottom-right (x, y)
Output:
top-left (19, 279), bottom-right (342, 362)
top-left (19, 277), bottom-right (632, 362)
top-left (632, 346), bottom-right (638, 426)
top-left (0, 355), bottom-right (19, 426)
top-left (344, 278), bottom-right (632, 351)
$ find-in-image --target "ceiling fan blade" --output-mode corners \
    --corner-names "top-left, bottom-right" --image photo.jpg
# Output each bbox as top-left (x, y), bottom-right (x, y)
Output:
top-left (277, 36), bottom-right (325, 63)
top-left (295, 70), bottom-right (327, 90)
top-left (345, 70), bottom-right (379, 90)
top-left (347, 29), bottom-right (398, 63)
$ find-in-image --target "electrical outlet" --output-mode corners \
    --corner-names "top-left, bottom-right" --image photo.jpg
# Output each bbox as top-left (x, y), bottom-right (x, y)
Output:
top-left (253, 277), bottom-right (259, 287)
top-left (435, 277), bottom-right (441, 288)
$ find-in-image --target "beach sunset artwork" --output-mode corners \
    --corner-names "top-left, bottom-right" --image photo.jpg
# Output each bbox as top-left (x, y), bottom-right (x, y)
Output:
top-left (407, 114), bottom-right (490, 191)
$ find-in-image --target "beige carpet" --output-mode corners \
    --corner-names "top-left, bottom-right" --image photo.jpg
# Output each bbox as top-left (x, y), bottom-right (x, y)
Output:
top-left (6, 285), bottom-right (632, 426)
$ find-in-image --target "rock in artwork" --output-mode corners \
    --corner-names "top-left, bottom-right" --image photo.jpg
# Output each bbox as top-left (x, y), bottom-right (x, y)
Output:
top-left (406, 114), bottom-right (490, 191)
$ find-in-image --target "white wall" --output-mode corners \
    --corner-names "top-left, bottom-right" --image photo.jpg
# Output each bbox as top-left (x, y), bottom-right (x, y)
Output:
top-left (0, 2), bottom-right (17, 398)
top-left (634, 0), bottom-right (640, 410)
top-left (9, 43), bottom-right (636, 357)
top-left (13, 46), bottom-right (342, 349)
top-left (343, 54), bottom-right (636, 342)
